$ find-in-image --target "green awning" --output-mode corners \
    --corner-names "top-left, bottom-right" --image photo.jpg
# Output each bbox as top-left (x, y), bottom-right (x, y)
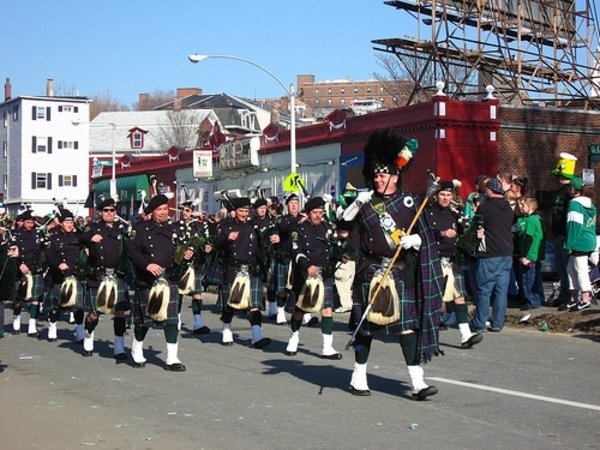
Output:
top-left (94, 175), bottom-right (149, 204)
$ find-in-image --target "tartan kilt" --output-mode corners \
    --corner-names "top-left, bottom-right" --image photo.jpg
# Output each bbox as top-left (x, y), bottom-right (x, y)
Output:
top-left (351, 264), bottom-right (417, 336)
top-left (442, 261), bottom-right (467, 302)
top-left (84, 277), bottom-right (131, 315)
top-left (287, 272), bottom-right (335, 313)
top-left (218, 275), bottom-right (264, 311)
top-left (265, 257), bottom-right (277, 289)
top-left (47, 280), bottom-right (85, 310)
top-left (132, 282), bottom-right (180, 327)
top-left (271, 261), bottom-right (292, 293)
top-left (184, 263), bottom-right (205, 296)
top-left (12, 273), bottom-right (45, 303)
top-left (205, 254), bottom-right (224, 286)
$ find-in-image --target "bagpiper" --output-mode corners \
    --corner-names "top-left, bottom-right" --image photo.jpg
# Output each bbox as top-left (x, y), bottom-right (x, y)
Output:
top-left (78, 198), bottom-right (132, 359)
top-left (425, 180), bottom-right (483, 348)
top-left (44, 209), bottom-right (85, 342)
top-left (175, 201), bottom-right (212, 335)
top-left (10, 210), bottom-right (49, 337)
top-left (213, 197), bottom-right (271, 349)
top-left (286, 196), bottom-right (345, 359)
top-left (339, 128), bottom-right (444, 400)
top-left (126, 194), bottom-right (192, 371)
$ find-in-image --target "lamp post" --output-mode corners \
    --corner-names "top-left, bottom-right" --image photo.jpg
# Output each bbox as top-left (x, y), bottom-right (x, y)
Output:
top-left (188, 54), bottom-right (297, 172)
top-left (109, 122), bottom-right (118, 201)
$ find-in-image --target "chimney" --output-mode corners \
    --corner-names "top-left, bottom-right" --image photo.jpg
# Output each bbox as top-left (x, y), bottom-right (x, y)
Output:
top-left (176, 87), bottom-right (202, 98)
top-left (46, 79), bottom-right (55, 97)
top-left (139, 93), bottom-right (149, 110)
top-left (4, 78), bottom-right (11, 101)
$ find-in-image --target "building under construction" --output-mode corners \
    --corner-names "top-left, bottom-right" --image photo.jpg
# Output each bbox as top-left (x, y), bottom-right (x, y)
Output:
top-left (374, 0), bottom-right (600, 108)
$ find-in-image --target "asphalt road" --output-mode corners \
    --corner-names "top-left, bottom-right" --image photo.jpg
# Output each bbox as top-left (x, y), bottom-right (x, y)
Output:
top-left (1, 293), bottom-right (599, 450)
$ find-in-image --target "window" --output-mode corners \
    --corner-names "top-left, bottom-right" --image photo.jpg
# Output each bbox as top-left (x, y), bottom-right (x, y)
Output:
top-left (59, 105), bottom-right (72, 112)
top-left (340, 88), bottom-right (345, 94)
top-left (31, 172), bottom-right (52, 190)
top-left (315, 99), bottom-right (320, 106)
top-left (12, 105), bottom-right (18, 121)
top-left (32, 136), bottom-right (52, 153)
top-left (353, 88), bottom-right (358, 94)
top-left (58, 140), bottom-right (78, 149)
top-left (379, 86), bottom-right (384, 93)
top-left (327, 98), bottom-right (333, 106)
top-left (340, 98), bottom-right (346, 106)
top-left (58, 175), bottom-right (77, 187)
top-left (37, 107), bottom-right (45, 119)
top-left (3, 111), bottom-right (7, 128)
top-left (3, 173), bottom-right (6, 190)
top-left (2, 141), bottom-right (6, 158)
top-left (132, 132), bottom-right (143, 149)
top-left (315, 88), bottom-right (319, 95)
top-left (327, 88), bottom-right (332, 95)
top-left (32, 106), bottom-right (51, 121)
top-left (366, 87), bottom-right (372, 94)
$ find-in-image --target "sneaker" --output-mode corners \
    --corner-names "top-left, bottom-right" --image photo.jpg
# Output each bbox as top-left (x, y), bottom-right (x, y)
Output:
top-left (487, 326), bottom-right (502, 332)
top-left (565, 301), bottom-right (578, 311)
top-left (577, 301), bottom-right (592, 311)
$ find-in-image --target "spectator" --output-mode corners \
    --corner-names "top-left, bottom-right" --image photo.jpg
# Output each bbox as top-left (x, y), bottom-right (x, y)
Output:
top-left (497, 170), bottom-right (513, 193)
top-left (564, 177), bottom-right (597, 311)
top-left (464, 175), bottom-right (487, 220)
top-left (551, 152), bottom-right (578, 308)
top-left (515, 197), bottom-right (546, 310)
top-left (470, 178), bottom-right (514, 332)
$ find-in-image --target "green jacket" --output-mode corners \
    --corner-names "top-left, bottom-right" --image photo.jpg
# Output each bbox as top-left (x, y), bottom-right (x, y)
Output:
top-left (516, 213), bottom-right (545, 262)
top-left (564, 196), bottom-right (597, 254)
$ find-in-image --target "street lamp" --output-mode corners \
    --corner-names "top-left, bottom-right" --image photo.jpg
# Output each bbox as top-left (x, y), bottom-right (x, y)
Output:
top-left (188, 54), bottom-right (297, 172)
top-left (109, 122), bottom-right (118, 201)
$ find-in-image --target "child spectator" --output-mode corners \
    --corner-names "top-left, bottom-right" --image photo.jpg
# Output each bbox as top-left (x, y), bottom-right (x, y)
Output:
top-left (515, 197), bottom-right (546, 310)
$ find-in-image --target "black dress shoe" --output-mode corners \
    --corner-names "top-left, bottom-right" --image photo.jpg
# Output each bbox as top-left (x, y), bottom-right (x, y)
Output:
top-left (192, 326), bottom-right (211, 335)
top-left (83, 350), bottom-right (93, 357)
top-left (284, 350), bottom-right (297, 356)
top-left (132, 361), bottom-right (146, 368)
top-left (411, 386), bottom-right (438, 400)
top-left (114, 353), bottom-right (128, 361)
top-left (321, 353), bottom-right (343, 360)
top-left (12, 330), bottom-right (20, 335)
top-left (461, 333), bottom-right (483, 349)
top-left (251, 337), bottom-right (271, 349)
top-left (28, 332), bottom-right (39, 338)
top-left (164, 363), bottom-right (186, 372)
top-left (304, 317), bottom-right (319, 327)
top-left (47, 338), bottom-right (58, 342)
top-left (268, 314), bottom-right (277, 321)
top-left (221, 341), bottom-right (234, 346)
top-left (350, 386), bottom-right (371, 396)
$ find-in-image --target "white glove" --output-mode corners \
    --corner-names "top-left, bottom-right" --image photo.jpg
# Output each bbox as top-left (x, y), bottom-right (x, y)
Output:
top-left (400, 234), bottom-right (422, 251)
top-left (341, 190), bottom-right (373, 221)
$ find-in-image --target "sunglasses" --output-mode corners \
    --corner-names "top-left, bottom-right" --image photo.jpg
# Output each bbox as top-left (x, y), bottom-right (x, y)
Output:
top-left (102, 208), bottom-right (116, 212)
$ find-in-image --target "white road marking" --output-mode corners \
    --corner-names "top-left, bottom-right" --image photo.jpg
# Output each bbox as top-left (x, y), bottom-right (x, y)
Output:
top-left (428, 377), bottom-right (600, 412)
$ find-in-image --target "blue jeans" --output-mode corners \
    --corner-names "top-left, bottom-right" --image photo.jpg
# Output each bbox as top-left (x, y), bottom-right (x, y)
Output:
top-left (519, 261), bottom-right (544, 308)
top-left (553, 235), bottom-right (571, 303)
top-left (472, 256), bottom-right (512, 330)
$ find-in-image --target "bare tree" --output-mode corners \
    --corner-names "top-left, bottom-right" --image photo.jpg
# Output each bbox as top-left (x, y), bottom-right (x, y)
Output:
top-left (373, 53), bottom-right (479, 105)
top-left (89, 90), bottom-right (130, 120)
top-left (155, 109), bottom-right (201, 151)
top-left (133, 89), bottom-right (176, 111)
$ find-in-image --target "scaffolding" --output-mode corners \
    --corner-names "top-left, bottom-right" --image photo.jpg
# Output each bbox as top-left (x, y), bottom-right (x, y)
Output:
top-left (374, 0), bottom-right (600, 108)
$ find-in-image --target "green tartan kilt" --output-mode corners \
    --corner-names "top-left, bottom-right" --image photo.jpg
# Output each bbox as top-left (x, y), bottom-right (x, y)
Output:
top-left (218, 275), bottom-right (264, 311)
top-left (84, 277), bottom-right (131, 315)
top-left (132, 282), bottom-right (180, 327)
top-left (205, 254), bottom-right (224, 285)
top-left (47, 280), bottom-right (85, 310)
top-left (12, 273), bottom-right (45, 303)
top-left (182, 264), bottom-right (205, 296)
top-left (271, 261), bottom-right (291, 293)
top-left (265, 257), bottom-right (277, 289)
top-left (351, 264), bottom-right (418, 336)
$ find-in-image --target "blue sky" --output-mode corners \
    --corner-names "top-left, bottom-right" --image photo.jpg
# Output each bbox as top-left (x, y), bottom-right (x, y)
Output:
top-left (2, 1), bottom-right (416, 107)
